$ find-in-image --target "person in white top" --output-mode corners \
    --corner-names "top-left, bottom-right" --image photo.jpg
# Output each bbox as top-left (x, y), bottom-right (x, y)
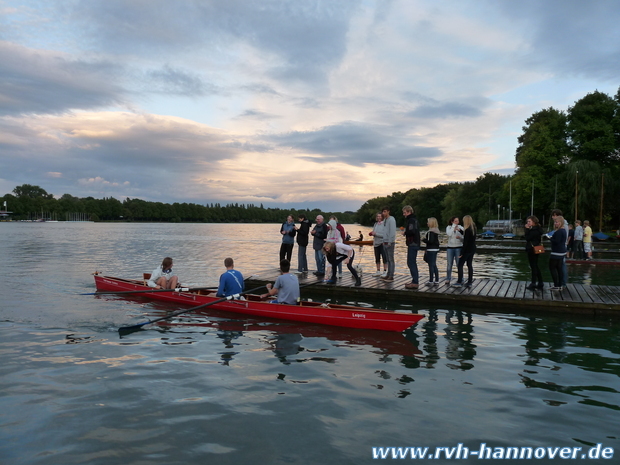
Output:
top-left (147, 257), bottom-right (179, 289)
top-left (369, 212), bottom-right (387, 277)
top-left (445, 217), bottom-right (464, 283)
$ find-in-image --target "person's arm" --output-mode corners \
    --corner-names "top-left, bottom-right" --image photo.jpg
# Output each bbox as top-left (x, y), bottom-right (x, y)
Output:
top-left (147, 268), bottom-right (160, 288)
top-left (216, 274), bottom-right (226, 297)
top-left (261, 282), bottom-right (278, 299)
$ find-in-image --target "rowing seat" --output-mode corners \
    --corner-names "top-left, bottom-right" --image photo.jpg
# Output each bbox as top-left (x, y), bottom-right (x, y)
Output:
top-left (143, 273), bottom-right (151, 285)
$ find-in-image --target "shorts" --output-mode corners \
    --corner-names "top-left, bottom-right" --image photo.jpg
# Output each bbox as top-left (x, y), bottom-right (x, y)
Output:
top-left (584, 242), bottom-right (592, 253)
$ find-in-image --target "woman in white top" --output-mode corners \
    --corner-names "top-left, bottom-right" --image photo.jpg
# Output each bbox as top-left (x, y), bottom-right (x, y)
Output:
top-left (147, 257), bottom-right (179, 289)
top-left (445, 217), bottom-right (464, 283)
top-left (369, 212), bottom-right (387, 276)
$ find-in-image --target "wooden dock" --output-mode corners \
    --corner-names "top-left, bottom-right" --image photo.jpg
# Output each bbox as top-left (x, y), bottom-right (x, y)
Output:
top-left (246, 269), bottom-right (620, 317)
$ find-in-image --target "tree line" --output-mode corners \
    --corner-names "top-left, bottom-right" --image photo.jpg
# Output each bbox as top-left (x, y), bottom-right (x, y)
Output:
top-left (357, 87), bottom-right (620, 232)
top-left (1, 185), bottom-right (355, 224)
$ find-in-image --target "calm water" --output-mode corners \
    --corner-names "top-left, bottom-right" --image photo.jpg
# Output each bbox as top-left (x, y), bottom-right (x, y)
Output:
top-left (1, 223), bottom-right (619, 464)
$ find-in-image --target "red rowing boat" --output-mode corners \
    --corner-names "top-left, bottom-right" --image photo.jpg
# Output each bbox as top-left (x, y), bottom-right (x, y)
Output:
top-left (94, 274), bottom-right (423, 332)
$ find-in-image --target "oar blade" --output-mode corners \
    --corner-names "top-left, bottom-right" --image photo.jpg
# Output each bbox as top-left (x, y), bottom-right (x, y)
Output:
top-left (118, 325), bottom-right (145, 337)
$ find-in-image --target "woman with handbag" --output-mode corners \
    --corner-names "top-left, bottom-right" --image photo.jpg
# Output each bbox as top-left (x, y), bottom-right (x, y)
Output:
top-left (422, 217), bottom-right (441, 285)
top-left (524, 215), bottom-right (544, 291)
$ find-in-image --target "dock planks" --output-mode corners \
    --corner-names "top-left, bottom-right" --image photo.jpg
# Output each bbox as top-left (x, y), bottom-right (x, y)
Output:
top-left (246, 269), bottom-right (620, 317)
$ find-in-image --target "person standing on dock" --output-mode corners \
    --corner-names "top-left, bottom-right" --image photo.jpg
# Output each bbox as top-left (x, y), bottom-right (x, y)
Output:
top-left (261, 259), bottom-right (300, 304)
top-left (402, 205), bottom-right (421, 289)
top-left (583, 220), bottom-right (593, 260)
top-left (280, 215), bottom-right (296, 263)
top-left (549, 216), bottom-right (567, 291)
top-left (574, 220), bottom-right (584, 260)
top-left (524, 215), bottom-right (544, 290)
top-left (552, 209), bottom-right (569, 285)
top-left (445, 216), bottom-right (464, 284)
top-left (381, 206), bottom-right (397, 281)
top-left (216, 257), bottom-right (245, 297)
top-left (311, 215), bottom-right (329, 277)
top-left (422, 217), bottom-right (440, 286)
top-left (369, 212), bottom-right (387, 277)
top-left (454, 215), bottom-right (477, 287)
top-left (296, 214), bottom-right (311, 273)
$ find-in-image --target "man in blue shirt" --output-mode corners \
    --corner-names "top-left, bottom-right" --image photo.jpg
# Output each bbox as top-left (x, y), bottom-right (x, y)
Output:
top-left (216, 257), bottom-right (244, 297)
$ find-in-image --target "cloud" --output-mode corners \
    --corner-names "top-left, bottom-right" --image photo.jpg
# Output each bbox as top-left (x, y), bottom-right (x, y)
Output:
top-left (269, 122), bottom-right (442, 167)
top-left (0, 41), bottom-right (125, 116)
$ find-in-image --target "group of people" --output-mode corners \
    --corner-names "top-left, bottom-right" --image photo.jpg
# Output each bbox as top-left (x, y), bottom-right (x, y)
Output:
top-left (395, 206), bottom-right (477, 289)
top-left (150, 207), bottom-right (593, 298)
top-left (275, 207), bottom-right (480, 290)
top-left (279, 214), bottom-right (362, 286)
top-left (524, 210), bottom-right (593, 291)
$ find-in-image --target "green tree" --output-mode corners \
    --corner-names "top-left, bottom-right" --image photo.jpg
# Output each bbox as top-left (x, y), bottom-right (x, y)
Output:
top-left (13, 184), bottom-right (53, 199)
top-left (567, 90), bottom-right (619, 166)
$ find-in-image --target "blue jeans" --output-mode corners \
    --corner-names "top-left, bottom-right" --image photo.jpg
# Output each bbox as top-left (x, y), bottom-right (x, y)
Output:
top-left (446, 247), bottom-right (461, 281)
top-left (427, 250), bottom-right (438, 282)
top-left (297, 245), bottom-right (308, 272)
top-left (314, 248), bottom-right (325, 273)
top-left (407, 245), bottom-right (419, 284)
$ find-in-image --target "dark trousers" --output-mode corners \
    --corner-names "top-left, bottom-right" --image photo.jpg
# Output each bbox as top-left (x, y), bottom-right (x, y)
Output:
top-left (527, 251), bottom-right (543, 286)
top-left (549, 257), bottom-right (564, 287)
top-left (457, 253), bottom-right (474, 284)
top-left (331, 251), bottom-right (359, 281)
top-left (280, 243), bottom-right (293, 262)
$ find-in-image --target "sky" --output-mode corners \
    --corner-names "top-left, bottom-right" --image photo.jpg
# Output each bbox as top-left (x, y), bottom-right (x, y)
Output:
top-left (1, 0), bottom-right (619, 212)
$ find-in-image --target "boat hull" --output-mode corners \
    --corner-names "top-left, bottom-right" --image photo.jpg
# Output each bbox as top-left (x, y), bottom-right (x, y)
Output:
top-left (94, 275), bottom-right (423, 332)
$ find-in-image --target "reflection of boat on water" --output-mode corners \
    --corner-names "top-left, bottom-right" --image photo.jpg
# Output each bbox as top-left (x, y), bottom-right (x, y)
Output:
top-left (159, 317), bottom-right (422, 357)
top-left (567, 258), bottom-right (620, 266)
top-left (94, 274), bottom-right (424, 332)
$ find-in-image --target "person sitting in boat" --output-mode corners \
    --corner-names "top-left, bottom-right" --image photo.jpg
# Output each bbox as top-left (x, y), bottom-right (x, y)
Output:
top-left (216, 257), bottom-right (244, 297)
top-left (356, 231), bottom-right (364, 241)
top-left (147, 257), bottom-right (179, 289)
top-left (322, 241), bottom-right (361, 286)
top-left (261, 259), bottom-right (300, 304)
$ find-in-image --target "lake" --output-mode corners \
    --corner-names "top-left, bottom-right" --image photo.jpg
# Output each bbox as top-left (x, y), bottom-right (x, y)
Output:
top-left (1, 222), bottom-right (618, 464)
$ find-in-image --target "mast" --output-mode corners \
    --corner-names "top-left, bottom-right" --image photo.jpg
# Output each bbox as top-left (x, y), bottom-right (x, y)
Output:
top-left (599, 172), bottom-right (604, 232)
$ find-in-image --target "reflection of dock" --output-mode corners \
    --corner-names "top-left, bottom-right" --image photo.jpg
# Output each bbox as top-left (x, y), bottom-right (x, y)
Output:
top-left (246, 269), bottom-right (620, 317)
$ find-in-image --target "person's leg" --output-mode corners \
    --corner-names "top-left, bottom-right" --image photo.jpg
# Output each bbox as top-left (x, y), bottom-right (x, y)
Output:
top-left (466, 254), bottom-right (474, 284)
top-left (527, 252), bottom-right (537, 286)
top-left (428, 251), bottom-right (438, 282)
top-left (385, 243), bottom-right (395, 278)
top-left (297, 245), bottom-right (306, 272)
top-left (456, 255), bottom-right (465, 285)
top-left (446, 248), bottom-right (455, 281)
top-left (373, 246), bottom-right (382, 274)
top-left (407, 246), bottom-right (419, 284)
top-left (280, 243), bottom-right (287, 262)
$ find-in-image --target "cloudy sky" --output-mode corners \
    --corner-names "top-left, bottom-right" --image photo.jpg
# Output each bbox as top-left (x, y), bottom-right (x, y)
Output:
top-left (1, 0), bottom-right (619, 211)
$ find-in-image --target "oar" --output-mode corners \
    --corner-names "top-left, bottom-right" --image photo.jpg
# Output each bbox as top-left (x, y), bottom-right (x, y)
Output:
top-left (81, 286), bottom-right (216, 296)
top-left (118, 285), bottom-right (266, 336)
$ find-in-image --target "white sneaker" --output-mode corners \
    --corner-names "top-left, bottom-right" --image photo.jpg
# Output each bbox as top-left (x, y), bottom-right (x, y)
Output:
top-left (338, 273), bottom-right (343, 278)
top-left (381, 272), bottom-right (388, 278)
top-left (425, 281), bottom-right (433, 285)
top-left (372, 271), bottom-right (382, 277)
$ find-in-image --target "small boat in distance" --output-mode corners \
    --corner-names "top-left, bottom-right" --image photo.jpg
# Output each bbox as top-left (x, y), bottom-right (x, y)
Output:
top-left (344, 240), bottom-right (373, 246)
top-left (93, 274), bottom-right (423, 332)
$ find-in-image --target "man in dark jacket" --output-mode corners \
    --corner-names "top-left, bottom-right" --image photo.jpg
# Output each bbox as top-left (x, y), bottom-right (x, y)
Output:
top-left (296, 214), bottom-right (312, 272)
top-left (311, 215), bottom-right (328, 276)
top-left (402, 205), bottom-right (420, 289)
